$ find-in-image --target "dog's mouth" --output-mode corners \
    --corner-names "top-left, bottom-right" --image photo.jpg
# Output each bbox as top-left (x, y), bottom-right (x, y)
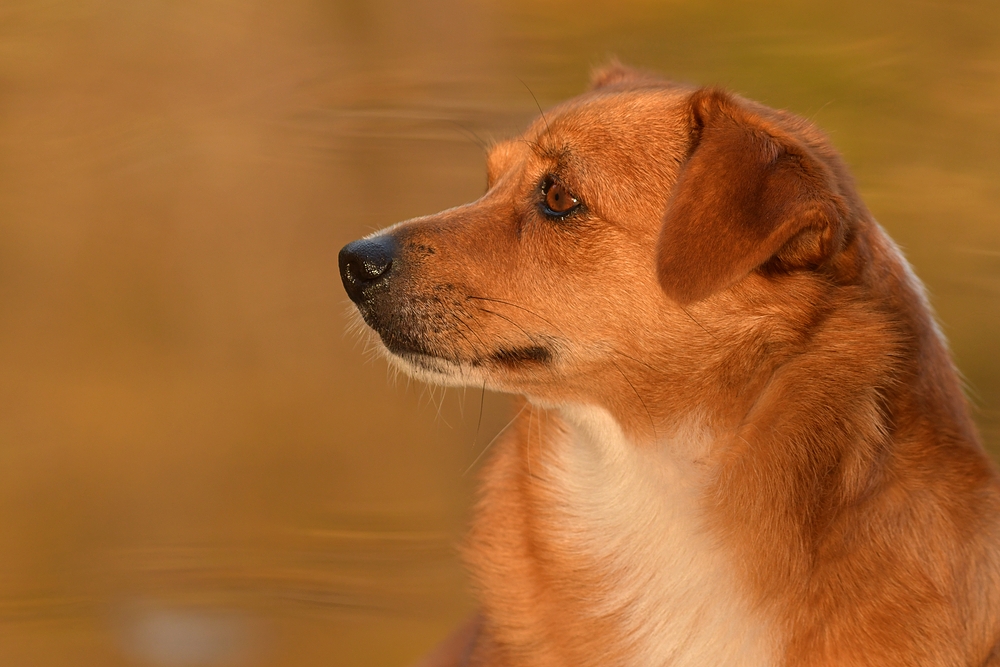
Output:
top-left (364, 314), bottom-right (553, 385)
top-left (349, 282), bottom-right (554, 384)
top-left (487, 345), bottom-right (552, 367)
top-left (384, 336), bottom-right (552, 370)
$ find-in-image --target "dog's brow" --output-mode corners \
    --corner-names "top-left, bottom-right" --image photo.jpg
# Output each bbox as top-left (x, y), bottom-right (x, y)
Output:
top-left (523, 137), bottom-right (571, 164)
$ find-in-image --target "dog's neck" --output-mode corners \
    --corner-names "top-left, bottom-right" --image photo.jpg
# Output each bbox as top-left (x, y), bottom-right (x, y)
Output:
top-left (531, 402), bottom-right (778, 666)
top-left (556, 401), bottom-right (712, 464)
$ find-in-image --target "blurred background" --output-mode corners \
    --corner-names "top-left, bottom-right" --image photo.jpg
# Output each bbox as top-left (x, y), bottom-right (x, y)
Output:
top-left (0, 0), bottom-right (997, 664)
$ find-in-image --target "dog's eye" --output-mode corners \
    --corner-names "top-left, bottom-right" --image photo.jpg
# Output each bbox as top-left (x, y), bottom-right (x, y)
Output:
top-left (541, 176), bottom-right (580, 217)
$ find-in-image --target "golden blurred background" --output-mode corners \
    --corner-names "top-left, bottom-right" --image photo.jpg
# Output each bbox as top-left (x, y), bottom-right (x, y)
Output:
top-left (0, 0), bottom-right (998, 664)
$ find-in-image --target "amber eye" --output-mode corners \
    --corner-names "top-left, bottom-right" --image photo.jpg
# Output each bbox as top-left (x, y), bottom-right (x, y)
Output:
top-left (541, 176), bottom-right (580, 216)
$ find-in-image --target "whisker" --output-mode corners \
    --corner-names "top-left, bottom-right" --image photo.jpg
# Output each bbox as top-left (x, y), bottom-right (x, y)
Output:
top-left (434, 386), bottom-right (450, 427)
top-left (451, 310), bottom-right (489, 352)
top-left (464, 402), bottom-right (528, 476)
top-left (448, 315), bottom-right (479, 358)
top-left (517, 137), bottom-right (546, 156)
top-left (447, 119), bottom-right (489, 152)
top-left (679, 304), bottom-right (718, 341)
top-left (517, 77), bottom-right (550, 135)
top-left (466, 295), bottom-right (561, 331)
top-left (526, 405), bottom-right (535, 480)
top-left (474, 380), bottom-right (486, 449)
top-left (475, 306), bottom-right (538, 344)
top-left (610, 348), bottom-right (660, 374)
top-left (610, 358), bottom-right (657, 439)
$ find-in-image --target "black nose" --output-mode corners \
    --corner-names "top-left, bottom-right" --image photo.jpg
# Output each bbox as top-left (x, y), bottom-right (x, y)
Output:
top-left (339, 236), bottom-right (396, 303)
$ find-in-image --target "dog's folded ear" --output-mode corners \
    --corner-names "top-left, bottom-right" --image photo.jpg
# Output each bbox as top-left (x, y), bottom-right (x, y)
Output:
top-left (657, 88), bottom-right (847, 305)
top-left (589, 61), bottom-right (664, 91)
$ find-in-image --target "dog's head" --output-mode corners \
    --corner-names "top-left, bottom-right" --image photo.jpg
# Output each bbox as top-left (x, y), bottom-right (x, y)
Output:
top-left (340, 65), bottom-right (862, 438)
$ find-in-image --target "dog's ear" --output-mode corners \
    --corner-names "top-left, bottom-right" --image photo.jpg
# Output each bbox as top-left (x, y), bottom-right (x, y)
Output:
top-left (657, 88), bottom-right (846, 305)
top-left (589, 61), bottom-right (662, 91)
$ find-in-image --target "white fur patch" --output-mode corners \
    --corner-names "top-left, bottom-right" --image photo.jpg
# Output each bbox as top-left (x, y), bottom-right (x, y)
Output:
top-left (548, 404), bottom-right (778, 666)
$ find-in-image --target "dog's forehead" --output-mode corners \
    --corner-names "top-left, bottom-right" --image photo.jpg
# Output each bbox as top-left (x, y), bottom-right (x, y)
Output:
top-left (486, 87), bottom-right (692, 179)
top-left (487, 87), bottom-right (691, 188)
top-left (535, 88), bottom-right (691, 151)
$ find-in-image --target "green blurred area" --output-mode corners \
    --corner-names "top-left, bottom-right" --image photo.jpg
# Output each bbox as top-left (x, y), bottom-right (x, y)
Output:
top-left (0, 0), bottom-right (997, 664)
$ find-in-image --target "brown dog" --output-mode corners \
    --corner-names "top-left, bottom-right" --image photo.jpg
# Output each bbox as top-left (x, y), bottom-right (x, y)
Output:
top-left (339, 64), bottom-right (1000, 666)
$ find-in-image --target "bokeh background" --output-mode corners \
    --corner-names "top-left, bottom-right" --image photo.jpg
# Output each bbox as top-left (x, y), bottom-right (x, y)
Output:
top-left (1, 0), bottom-right (998, 664)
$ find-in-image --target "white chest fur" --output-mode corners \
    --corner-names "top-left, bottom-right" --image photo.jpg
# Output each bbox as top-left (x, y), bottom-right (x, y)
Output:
top-left (547, 405), bottom-right (778, 667)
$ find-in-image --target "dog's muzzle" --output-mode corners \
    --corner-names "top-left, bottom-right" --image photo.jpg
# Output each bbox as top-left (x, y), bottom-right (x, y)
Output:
top-left (339, 236), bottom-right (396, 305)
top-left (338, 233), bottom-right (443, 362)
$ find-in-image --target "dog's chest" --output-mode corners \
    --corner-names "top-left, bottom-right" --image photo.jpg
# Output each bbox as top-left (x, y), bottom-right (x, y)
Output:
top-left (541, 407), bottom-right (776, 667)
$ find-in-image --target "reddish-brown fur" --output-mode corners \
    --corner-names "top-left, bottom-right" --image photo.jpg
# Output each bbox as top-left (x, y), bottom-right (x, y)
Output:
top-left (343, 64), bottom-right (1000, 666)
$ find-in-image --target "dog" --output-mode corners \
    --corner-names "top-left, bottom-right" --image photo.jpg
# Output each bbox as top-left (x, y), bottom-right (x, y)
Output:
top-left (339, 64), bottom-right (1000, 666)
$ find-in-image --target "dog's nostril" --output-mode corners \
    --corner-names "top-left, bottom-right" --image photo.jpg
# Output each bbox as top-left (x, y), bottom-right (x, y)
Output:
top-left (339, 236), bottom-right (397, 302)
top-left (346, 250), bottom-right (391, 283)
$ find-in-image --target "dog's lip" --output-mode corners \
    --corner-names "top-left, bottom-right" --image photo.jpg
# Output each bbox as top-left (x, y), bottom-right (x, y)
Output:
top-left (487, 345), bottom-right (552, 367)
top-left (383, 337), bottom-right (553, 370)
top-left (382, 337), bottom-right (446, 361)
top-left (381, 337), bottom-right (465, 369)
